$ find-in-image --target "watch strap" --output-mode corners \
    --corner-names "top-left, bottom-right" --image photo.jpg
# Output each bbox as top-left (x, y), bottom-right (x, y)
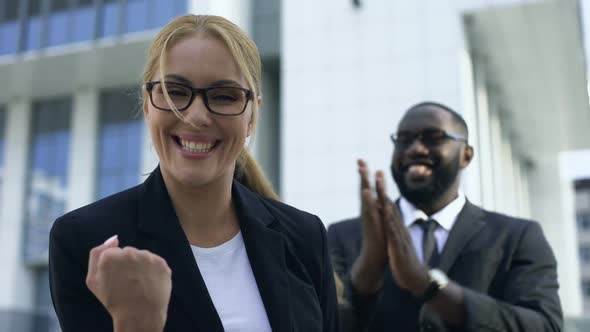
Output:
top-left (416, 280), bottom-right (441, 303)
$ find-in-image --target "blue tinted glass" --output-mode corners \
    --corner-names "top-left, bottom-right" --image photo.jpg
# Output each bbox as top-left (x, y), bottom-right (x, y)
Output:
top-left (173, 0), bottom-right (188, 17)
top-left (0, 110), bottom-right (4, 165)
top-left (125, 173), bottom-right (139, 188)
top-left (152, 0), bottom-right (175, 29)
top-left (25, 17), bottom-right (43, 51)
top-left (0, 108), bottom-right (5, 206)
top-left (73, 6), bottom-right (95, 42)
top-left (98, 175), bottom-right (116, 199)
top-left (101, 1), bottom-right (120, 37)
top-left (103, 125), bottom-right (116, 138)
top-left (100, 133), bottom-right (118, 170)
top-left (47, 10), bottom-right (71, 47)
top-left (97, 121), bottom-right (142, 198)
top-left (24, 99), bottom-right (71, 264)
top-left (126, 129), bottom-right (140, 166)
top-left (150, 0), bottom-right (187, 29)
top-left (97, 90), bottom-right (143, 199)
top-left (32, 138), bottom-right (48, 169)
top-left (0, 21), bottom-right (20, 55)
top-left (125, 0), bottom-right (148, 33)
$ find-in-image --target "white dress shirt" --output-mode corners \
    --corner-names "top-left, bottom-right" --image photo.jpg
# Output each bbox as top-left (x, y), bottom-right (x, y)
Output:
top-left (399, 193), bottom-right (466, 263)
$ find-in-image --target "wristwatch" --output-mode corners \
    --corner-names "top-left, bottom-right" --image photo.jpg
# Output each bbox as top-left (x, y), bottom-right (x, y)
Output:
top-left (416, 269), bottom-right (449, 303)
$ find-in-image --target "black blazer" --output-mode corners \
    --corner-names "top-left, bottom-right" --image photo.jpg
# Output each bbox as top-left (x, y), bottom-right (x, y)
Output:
top-left (328, 201), bottom-right (563, 332)
top-left (49, 167), bottom-right (340, 332)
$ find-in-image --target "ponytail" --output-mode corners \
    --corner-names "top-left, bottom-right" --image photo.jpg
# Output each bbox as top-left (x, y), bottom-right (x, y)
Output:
top-left (234, 149), bottom-right (280, 201)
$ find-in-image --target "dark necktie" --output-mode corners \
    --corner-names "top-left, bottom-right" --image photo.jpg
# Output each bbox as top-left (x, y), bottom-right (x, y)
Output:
top-left (416, 218), bottom-right (440, 267)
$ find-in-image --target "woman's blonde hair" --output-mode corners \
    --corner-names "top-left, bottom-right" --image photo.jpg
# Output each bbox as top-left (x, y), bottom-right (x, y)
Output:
top-left (142, 14), bottom-right (279, 200)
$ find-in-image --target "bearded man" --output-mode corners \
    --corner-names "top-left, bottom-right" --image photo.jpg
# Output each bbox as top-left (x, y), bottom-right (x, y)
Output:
top-left (328, 102), bottom-right (563, 332)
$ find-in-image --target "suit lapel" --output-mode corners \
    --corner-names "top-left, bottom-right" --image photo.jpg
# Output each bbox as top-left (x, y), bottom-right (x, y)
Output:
top-left (232, 181), bottom-right (291, 332)
top-left (437, 201), bottom-right (485, 273)
top-left (136, 167), bottom-right (223, 332)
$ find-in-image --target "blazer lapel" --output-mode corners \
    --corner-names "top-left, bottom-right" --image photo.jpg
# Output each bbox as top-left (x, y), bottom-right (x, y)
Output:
top-left (232, 181), bottom-right (291, 332)
top-left (136, 167), bottom-right (223, 332)
top-left (437, 201), bottom-right (485, 273)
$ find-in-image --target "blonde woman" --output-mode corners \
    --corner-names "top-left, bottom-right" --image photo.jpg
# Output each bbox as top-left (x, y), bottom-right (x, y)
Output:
top-left (49, 15), bottom-right (339, 332)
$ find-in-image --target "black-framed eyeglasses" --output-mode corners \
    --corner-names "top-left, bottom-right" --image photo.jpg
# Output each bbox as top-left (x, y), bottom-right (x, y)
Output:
top-left (144, 81), bottom-right (254, 116)
top-left (390, 128), bottom-right (467, 148)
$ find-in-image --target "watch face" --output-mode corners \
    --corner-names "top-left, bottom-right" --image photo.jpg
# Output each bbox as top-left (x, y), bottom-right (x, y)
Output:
top-left (429, 269), bottom-right (449, 287)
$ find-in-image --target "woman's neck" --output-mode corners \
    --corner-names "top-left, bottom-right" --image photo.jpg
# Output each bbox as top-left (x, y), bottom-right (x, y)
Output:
top-left (161, 169), bottom-right (240, 248)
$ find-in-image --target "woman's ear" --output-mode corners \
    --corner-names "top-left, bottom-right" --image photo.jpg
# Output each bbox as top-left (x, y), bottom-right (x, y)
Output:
top-left (142, 92), bottom-right (150, 118)
top-left (246, 96), bottom-right (262, 137)
top-left (247, 122), bottom-right (253, 137)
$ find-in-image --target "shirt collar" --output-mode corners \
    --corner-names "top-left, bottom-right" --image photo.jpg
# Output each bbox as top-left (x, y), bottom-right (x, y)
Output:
top-left (400, 192), bottom-right (466, 231)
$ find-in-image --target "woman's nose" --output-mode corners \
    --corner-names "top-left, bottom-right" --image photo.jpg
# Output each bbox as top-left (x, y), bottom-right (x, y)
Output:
top-left (183, 94), bottom-right (212, 128)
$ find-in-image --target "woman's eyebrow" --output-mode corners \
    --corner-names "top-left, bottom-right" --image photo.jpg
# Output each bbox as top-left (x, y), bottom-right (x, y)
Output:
top-left (163, 74), bottom-right (192, 85)
top-left (208, 79), bottom-right (242, 87)
top-left (162, 76), bottom-right (242, 88)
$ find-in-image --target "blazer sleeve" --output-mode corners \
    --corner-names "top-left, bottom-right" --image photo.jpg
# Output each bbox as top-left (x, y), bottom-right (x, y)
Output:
top-left (317, 217), bottom-right (342, 332)
top-left (49, 216), bottom-right (113, 332)
top-left (328, 222), bottom-right (378, 332)
top-left (461, 222), bottom-right (563, 332)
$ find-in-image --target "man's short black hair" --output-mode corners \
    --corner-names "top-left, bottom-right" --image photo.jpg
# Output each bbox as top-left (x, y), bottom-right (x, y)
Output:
top-left (406, 101), bottom-right (469, 139)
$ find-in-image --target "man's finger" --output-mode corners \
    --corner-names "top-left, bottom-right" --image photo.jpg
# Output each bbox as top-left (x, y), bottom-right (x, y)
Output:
top-left (357, 159), bottom-right (371, 191)
top-left (87, 235), bottom-right (119, 286)
top-left (375, 174), bottom-right (403, 244)
top-left (361, 188), bottom-right (375, 218)
top-left (375, 171), bottom-right (388, 206)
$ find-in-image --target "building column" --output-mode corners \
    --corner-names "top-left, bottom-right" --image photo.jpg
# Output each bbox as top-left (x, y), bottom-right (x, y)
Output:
top-left (459, 48), bottom-right (482, 205)
top-left (473, 65), bottom-right (496, 211)
top-left (512, 156), bottom-right (531, 219)
top-left (529, 155), bottom-right (582, 315)
top-left (66, 88), bottom-right (99, 212)
top-left (489, 106), bottom-right (504, 212)
top-left (0, 98), bottom-right (34, 310)
top-left (500, 135), bottom-right (517, 215)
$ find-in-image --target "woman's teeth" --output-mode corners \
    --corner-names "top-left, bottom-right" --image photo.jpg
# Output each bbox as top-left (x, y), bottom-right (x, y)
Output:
top-left (179, 139), bottom-right (213, 153)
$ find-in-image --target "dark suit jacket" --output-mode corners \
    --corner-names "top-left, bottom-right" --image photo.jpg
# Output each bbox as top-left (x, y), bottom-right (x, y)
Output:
top-left (328, 201), bottom-right (563, 332)
top-left (49, 167), bottom-right (340, 332)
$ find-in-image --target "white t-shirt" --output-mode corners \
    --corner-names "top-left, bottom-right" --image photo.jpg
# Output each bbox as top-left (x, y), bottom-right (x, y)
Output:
top-left (191, 232), bottom-right (272, 332)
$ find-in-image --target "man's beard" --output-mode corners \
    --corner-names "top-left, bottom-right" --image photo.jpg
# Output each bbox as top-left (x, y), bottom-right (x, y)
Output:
top-left (392, 154), bottom-right (460, 207)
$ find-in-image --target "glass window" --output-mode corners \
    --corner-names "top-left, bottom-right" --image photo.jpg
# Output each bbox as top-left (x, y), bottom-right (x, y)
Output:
top-left (25, 0), bottom-right (43, 51)
top-left (2, 0), bottom-right (20, 19)
top-left (150, 0), bottom-right (187, 29)
top-left (125, 0), bottom-right (148, 33)
top-left (33, 267), bottom-right (58, 331)
top-left (583, 280), bottom-right (590, 297)
top-left (73, 0), bottom-right (95, 42)
top-left (0, 106), bottom-right (5, 208)
top-left (0, 1), bottom-right (20, 54)
top-left (96, 88), bottom-right (143, 199)
top-left (24, 98), bottom-right (71, 265)
top-left (581, 246), bottom-right (590, 263)
top-left (47, 0), bottom-right (72, 47)
top-left (579, 213), bottom-right (590, 231)
top-left (100, 0), bottom-right (120, 38)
